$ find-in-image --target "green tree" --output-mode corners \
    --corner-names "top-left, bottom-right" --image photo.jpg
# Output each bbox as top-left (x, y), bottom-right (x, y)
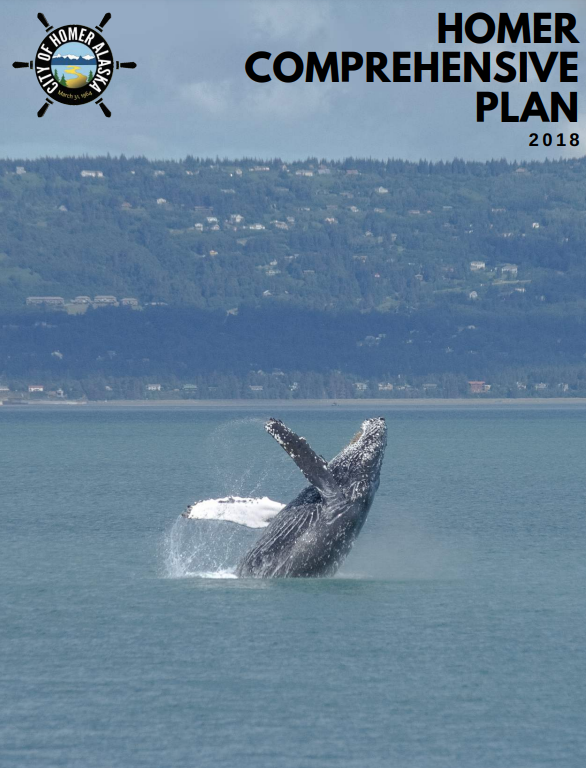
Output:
top-left (53, 68), bottom-right (59, 80)
top-left (87, 70), bottom-right (93, 83)
top-left (59, 74), bottom-right (67, 86)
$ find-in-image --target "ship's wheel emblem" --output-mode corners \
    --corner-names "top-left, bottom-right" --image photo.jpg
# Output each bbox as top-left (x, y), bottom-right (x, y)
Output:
top-left (12, 13), bottom-right (136, 117)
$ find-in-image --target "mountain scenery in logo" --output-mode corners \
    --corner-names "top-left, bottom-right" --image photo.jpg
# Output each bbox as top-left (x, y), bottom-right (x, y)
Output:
top-left (51, 43), bottom-right (98, 88)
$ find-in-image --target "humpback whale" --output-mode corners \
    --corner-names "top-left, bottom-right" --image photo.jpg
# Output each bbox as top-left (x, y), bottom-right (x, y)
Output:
top-left (236, 417), bottom-right (387, 578)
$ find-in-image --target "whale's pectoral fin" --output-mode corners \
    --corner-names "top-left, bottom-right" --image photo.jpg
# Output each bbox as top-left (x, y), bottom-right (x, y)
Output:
top-left (265, 419), bottom-right (345, 502)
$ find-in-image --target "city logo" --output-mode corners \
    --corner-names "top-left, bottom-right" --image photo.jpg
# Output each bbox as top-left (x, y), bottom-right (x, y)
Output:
top-left (12, 13), bottom-right (136, 117)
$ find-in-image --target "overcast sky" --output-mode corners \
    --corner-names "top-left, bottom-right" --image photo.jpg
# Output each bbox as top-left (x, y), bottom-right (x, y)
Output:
top-left (1, 0), bottom-right (584, 162)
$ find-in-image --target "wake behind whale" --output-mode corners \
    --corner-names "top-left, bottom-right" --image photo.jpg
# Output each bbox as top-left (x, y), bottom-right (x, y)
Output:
top-left (165, 417), bottom-right (387, 579)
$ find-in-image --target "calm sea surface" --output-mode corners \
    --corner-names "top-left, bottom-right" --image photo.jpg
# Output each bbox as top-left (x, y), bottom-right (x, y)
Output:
top-left (1, 406), bottom-right (585, 767)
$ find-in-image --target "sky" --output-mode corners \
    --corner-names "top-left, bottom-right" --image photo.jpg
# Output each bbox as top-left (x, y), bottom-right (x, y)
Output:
top-left (1, 0), bottom-right (584, 162)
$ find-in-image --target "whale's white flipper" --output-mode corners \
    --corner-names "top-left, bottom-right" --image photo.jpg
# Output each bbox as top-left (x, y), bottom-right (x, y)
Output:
top-left (182, 496), bottom-right (285, 528)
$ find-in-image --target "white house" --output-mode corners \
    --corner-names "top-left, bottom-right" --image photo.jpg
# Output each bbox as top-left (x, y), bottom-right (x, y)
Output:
top-left (470, 261), bottom-right (486, 271)
top-left (146, 384), bottom-right (162, 392)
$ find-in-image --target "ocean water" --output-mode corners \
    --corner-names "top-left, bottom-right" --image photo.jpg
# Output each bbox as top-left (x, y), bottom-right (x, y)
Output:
top-left (1, 406), bottom-right (586, 767)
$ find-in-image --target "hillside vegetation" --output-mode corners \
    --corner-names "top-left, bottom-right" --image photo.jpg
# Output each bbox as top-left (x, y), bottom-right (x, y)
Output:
top-left (1, 155), bottom-right (586, 399)
top-left (1, 155), bottom-right (585, 311)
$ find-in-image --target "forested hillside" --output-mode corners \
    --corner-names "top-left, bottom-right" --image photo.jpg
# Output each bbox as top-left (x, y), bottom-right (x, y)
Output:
top-left (1, 155), bottom-right (586, 399)
top-left (1, 155), bottom-right (586, 311)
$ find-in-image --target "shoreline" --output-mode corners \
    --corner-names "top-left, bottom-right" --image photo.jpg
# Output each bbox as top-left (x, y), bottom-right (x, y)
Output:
top-left (5, 397), bottom-right (586, 409)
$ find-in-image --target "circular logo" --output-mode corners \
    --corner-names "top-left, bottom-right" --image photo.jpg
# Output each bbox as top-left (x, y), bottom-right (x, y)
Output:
top-left (35, 25), bottom-right (113, 106)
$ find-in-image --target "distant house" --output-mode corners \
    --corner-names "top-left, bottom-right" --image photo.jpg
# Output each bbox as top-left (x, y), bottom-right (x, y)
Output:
top-left (501, 264), bottom-right (518, 276)
top-left (249, 385), bottom-right (264, 391)
top-left (376, 186), bottom-right (389, 194)
top-left (156, 198), bottom-right (167, 205)
top-left (0, 385), bottom-right (10, 393)
top-left (249, 224), bottom-right (265, 230)
top-left (468, 381), bottom-right (486, 394)
top-left (153, 170), bottom-right (165, 177)
top-left (146, 384), bottom-right (162, 392)
top-left (80, 170), bottom-right (104, 178)
top-left (378, 383), bottom-right (394, 391)
top-left (71, 296), bottom-right (91, 304)
top-left (230, 214), bottom-right (244, 224)
top-left (28, 385), bottom-right (44, 393)
top-left (26, 296), bottom-right (64, 306)
top-left (194, 223), bottom-right (204, 231)
top-left (249, 166), bottom-right (270, 172)
top-left (534, 383), bottom-right (548, 391)
top-left (468, 291), bottom-right (479, 300)
top-left (94, 296), bottom-right (117, 305)
top-left (324, 217), bottom-right (338, 224)
top-left (354, 382), bottom-right (368, 391)
top-left (532, 222), bottom-right (540, 229)
top-left (16, 166), bottom-right (26, 175)
top-left (183, 384), bottom-right (198, 391)
top-left (121, 298), bottom-right (139, 307)
top-left (295, 170), bottom-right (314, 177)
top-left (470, 261), bottom-right (486, 271)
top-left (209, 250), bottom-right (218, 256)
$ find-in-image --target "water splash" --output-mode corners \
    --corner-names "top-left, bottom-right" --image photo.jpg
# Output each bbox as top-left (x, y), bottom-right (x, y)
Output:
top-left (160, 418), bottom-right (299, 579)
top-left (162, 516), bottom-right (259, 578)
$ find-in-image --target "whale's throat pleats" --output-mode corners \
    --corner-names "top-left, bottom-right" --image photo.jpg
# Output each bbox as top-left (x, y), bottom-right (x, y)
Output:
top-left (265, 419), bottom-right (345, 503)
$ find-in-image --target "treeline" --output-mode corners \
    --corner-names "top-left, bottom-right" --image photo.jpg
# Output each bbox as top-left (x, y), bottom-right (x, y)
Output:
top-left (2, 306), bottom-right (586, 398)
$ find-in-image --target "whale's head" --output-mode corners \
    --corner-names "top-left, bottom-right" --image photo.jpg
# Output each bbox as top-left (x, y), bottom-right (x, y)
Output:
top-left (331, 417), bottom-right (387, 501)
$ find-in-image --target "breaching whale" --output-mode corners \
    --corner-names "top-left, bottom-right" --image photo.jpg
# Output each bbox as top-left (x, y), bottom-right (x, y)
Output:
top-left (236, 416), bottom-right (387, 578)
